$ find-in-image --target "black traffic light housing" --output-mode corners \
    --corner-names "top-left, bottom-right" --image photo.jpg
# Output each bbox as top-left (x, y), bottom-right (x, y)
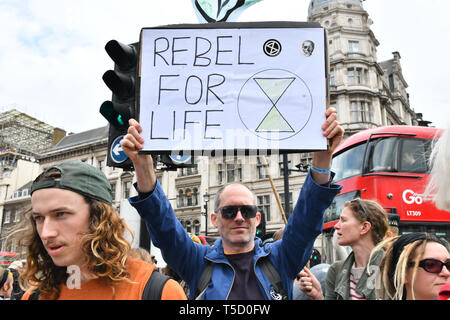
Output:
top-left (100, 40), bottom-right (140, 171)
top-left (309, 249), bottom-right (321, 268)
top-left (158, 154), bottom-right (197, 171)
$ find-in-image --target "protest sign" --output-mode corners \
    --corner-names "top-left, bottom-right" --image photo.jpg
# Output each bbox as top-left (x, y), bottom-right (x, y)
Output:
top-left (139, 22), bottom-right (328, 155)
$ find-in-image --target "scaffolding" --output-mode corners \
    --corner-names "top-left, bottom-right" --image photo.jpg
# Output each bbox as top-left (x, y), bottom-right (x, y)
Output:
top-left (0, 109), bottom-right (60, 174)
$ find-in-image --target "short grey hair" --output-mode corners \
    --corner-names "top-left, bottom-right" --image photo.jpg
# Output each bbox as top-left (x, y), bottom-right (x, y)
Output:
top-left (213, 182), bottom-right (257, 213)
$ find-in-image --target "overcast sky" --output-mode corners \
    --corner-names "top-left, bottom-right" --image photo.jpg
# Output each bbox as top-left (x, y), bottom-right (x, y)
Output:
top-left (1, 0), bottom-right (449, 134)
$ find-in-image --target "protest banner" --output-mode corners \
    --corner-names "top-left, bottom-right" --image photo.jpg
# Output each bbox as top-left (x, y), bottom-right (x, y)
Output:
top-left (138, 22), bottom-right (328, 155)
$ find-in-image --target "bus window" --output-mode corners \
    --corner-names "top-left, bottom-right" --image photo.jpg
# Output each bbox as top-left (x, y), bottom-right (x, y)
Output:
top-left (399, 138), bottom-right (431, 173)
top-left (367, 137), bottom-right (399, 173)
top-left (331, 143), bottom-right (366, 182)
top-left (400, 224), bottom-right (449, 245)
top-left (324, 191), bottom-right (360, 225)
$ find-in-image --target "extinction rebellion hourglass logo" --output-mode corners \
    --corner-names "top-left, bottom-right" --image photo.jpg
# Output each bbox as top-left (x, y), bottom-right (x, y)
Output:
top-left (237, 69), bottom-right (313, 141)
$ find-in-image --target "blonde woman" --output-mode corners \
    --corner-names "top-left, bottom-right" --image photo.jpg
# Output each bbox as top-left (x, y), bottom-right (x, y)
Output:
top-left (376, 232), bottom-right (449, 300)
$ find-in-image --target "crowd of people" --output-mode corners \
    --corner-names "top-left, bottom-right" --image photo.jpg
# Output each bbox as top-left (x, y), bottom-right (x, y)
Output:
top-left (0, 110), bottom-right (448, 301)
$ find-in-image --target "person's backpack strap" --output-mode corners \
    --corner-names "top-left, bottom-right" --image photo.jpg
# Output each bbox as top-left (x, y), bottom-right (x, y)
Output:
top-left (195, 261), bottom-right (214, 300)
top-left (142, 270), bottom-right (171, 300)
top-left (258, 256), bottom-right (288, 300)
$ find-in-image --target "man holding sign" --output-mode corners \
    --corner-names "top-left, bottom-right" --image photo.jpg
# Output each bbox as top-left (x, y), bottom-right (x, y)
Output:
top-left (121, 107), bottom-right (343, 300)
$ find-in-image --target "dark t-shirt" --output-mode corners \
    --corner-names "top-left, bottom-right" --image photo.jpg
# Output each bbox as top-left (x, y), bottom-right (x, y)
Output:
top-left (225, 250), bottom-right (264, 300)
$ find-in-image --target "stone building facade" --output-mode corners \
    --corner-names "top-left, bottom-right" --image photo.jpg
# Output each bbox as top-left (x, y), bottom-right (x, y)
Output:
top-left (308, 0), bottom-right (417, 137)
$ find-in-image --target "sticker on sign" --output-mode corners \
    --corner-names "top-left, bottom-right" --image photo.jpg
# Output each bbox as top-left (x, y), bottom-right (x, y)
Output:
top-left (138, 22), bottom-right (328, 155)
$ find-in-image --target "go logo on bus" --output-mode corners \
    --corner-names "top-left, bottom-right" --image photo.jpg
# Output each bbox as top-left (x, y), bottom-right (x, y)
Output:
top-left (402, 189), bottom-right (423, 205)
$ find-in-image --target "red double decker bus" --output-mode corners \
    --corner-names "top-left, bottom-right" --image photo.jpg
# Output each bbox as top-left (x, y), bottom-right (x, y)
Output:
top-left (321, 126), bottom-right (449, 263)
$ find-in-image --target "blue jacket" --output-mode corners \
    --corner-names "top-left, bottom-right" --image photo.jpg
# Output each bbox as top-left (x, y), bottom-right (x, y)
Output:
top-left (129, 172), bottom-right (341, 300)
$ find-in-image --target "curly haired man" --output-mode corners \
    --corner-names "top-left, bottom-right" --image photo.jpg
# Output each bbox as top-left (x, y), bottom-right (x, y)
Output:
top-left (18, 160), bottom-right (186, 300)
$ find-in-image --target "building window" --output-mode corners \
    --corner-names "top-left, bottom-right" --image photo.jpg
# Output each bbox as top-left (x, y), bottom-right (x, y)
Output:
top-left (348, 68), bottom-right (365, 85)
top-left (178, 190), bottom-right (185, 207)
top-left (184, 188), bottom-right (199, 207)
top-left (218, 158), bottom-right (242, 184)
top-left (192, 188), bottom-right (199, 206)
top-left (351, 101), bottom-right (373, 123)
top-left (348, 68), bottom-right (354, 85)
top-left (177, 164), bottom-right (199, 177)
top-left (348, 40), bottom-right (359, 53)
top-left (193, 220), bottom-right (200, 235)
top-left (218, 163), bottom-right (224, 184)
top-left (4, 210), bottom-right (11, 224)
top-left (186, 189), bottom-right (193, 207)
top-left (329, 68), bottom-right (335, 86)
top-left (123, 181), bottom-right (131, 199)
top-left (356, 68), bottom-right (362, 84)
top-left (257, 195), bottom-right (271, 221)
top-left (185, 221), bottom-right (192, 233)
top-left (389, 74), bottom-right (395, 91)
top-left (178, 188), bottom-right (199, 207)
top-left (257, 157), bottom-right (269, 179)
top-left (226, 162), bottom-right (235, 183)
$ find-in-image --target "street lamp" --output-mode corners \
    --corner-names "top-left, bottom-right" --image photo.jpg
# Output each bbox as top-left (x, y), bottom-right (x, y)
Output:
top-left (203, 192), bottom-right (210, 236)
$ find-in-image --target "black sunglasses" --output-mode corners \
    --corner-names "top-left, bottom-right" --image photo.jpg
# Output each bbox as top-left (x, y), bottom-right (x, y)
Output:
top-left (408, 258), bottom-right (450, 274)
top-left (218, 205), bottom-right (258, 220)
top-left (352, 198), bottom-right (368, 217)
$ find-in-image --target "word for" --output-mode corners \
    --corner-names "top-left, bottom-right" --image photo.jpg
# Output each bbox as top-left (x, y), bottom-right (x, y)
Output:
top-left (157, 73), bottom-right (225, 106)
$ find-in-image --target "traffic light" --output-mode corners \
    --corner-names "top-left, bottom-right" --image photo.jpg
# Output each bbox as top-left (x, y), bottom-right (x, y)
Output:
top-left (256, 210), bottom-right (266, 239)
top-left (100, 40), bottom-right (140, 171)
top-left (158, 154), bottom-right (197, 171)
top-left (309, 249), bottom-right (321, 268)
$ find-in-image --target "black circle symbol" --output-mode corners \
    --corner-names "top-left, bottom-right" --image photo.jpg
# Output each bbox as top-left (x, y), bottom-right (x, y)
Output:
top-left (263, 39), bottom-right (282, 57)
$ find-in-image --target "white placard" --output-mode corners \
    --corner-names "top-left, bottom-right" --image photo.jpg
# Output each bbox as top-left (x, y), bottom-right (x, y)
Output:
top-left (139, 23), bottom-right (328, 154)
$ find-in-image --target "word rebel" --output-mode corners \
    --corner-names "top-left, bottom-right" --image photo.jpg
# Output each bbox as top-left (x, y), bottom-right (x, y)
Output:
top-left (153, 35), bottom-right (255, 67)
